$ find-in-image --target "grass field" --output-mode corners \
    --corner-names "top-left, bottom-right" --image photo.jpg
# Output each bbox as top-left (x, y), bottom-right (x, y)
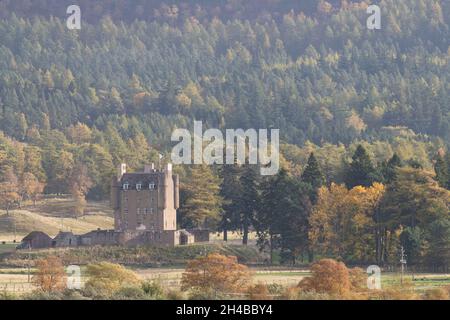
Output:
top-left (0, 199), bottom-right (114, 242)
top-left (0, 266), bottom-right (448, 297)
top-left (0, 243), bottom-right (17, 255)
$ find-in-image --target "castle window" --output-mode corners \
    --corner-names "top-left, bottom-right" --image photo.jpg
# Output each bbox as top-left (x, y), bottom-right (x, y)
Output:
top-left (136, 183), bottom-right (142, 191)
top-left (123, 183), bottom-right (129, 190)
top-left (149, 183), bottom-right (156, 190)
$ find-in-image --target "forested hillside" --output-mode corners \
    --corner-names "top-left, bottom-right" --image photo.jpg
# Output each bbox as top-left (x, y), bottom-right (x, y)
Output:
top-left (0, 0), bottom-right (449, 144)
top-left (0, 0), bottom-right (449, 268)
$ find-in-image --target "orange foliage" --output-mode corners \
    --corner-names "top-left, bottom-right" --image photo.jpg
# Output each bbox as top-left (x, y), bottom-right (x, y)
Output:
top-left (299, 259), bottom-right (351, 297)
top-left (299, 259), bottom-right (369, 299)
top-left (181, 253), bottom-right (250, 295)
top-left (32, 256), bottom-right (67, 292)
top-left (247, 283), bottom-right (272, 300)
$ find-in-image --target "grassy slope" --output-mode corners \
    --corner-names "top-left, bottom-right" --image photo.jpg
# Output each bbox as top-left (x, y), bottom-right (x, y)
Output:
top-left (1, 243), bottom-right (266, 268)
top-left (0, 199), bottom-right (114, 241)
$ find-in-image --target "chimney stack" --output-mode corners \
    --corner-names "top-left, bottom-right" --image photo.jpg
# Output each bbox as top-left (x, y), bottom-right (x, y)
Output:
top-left (144, 164), bottom-right (155, 173)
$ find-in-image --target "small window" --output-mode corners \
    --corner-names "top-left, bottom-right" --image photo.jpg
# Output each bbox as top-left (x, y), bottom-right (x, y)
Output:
top-left (123, 183), bottom-right (129, 190)
top-left (149, 183), bottom-right (156, 190)
top-left (136, 184), bottom-right (142, 191)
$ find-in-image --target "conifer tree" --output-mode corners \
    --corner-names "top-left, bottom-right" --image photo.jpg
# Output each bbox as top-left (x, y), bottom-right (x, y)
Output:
top-left (345, 145), bottom-right (379, 189)
top-left (180, 165), bottom-right (223, 229)
top-left (219, 164), bottom-right (241, 241)
top-left (239, 165), bottom-right (259, 245)
top-left (434, 154), bottom-right (449, 190)
top-left (301, 152), bottom-right (325, 203)
top-left (381, 153), bottom-right (402, 184)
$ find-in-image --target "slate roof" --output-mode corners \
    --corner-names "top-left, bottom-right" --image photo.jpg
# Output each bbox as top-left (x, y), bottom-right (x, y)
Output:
top-left (22, 231), bottom-right (52, 242)
top-left (120, 173), bottom-right (161, 190)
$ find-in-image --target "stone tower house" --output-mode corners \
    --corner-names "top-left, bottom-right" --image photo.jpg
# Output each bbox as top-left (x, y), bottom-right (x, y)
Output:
top-left (111, 163), bottom-right (180, 237)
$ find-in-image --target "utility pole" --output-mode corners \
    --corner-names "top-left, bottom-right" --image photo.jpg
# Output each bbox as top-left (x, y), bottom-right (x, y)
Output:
top-left (13, 211), bottom-right (16, 243)
top-left (27, 243), bottom-right (32, 283)
top-left (400, 246), bottom-right (407, 285)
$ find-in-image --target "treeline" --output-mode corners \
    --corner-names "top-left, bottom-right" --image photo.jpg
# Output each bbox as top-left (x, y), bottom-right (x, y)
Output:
top-left (0, 0), bottom-right (449, 147)
top-left (0, 0), bottom-right (369, 23)
top-left (178, 145), bottom-right (450, 270)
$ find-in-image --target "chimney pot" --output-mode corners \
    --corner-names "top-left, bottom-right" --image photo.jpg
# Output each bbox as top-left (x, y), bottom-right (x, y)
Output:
top-left (144, 164), bottom-right (155, 173)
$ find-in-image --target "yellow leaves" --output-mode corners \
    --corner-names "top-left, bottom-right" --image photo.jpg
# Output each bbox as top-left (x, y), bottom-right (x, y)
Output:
top-left (85, 262), bottom-right (141, 296)
top-left (299, 259), bottom-right (351, 297)
top-left (32, 256), bottom-right (66, 292)
top-left (346, 111), bottom-right (367, 134)
top-left (175, 92), bottom-right (192, 109)
top-left (67, 122), bottom-right (92, 144)
top-left (324, 53), bottom-right (340, 67)
top-left (309, 183), bottom-right (386, 259)
top-left (181, 253), bottom-right (251, 295)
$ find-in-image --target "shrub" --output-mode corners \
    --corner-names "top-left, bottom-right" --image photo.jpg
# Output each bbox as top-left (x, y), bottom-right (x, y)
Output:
top-left (422, 288), bottom-right (449, 300)
top-left (188, 290), bottom-right (222, 300)
top-left (267, 283), bottom-right (284, 296)
top-left (166, 289), bottom-right (185, 300)
top-left (23, 290), bottom-right (65, 300)
top-left (32, 256), bottom-right (66, 292)
top-left (298, 259), bottom-right (351, 297)
top-left (247, 283), bottom-right (271, 300)
top-left (141, 280), bottom-right (164, 299)
top-left (83, 262), bottom-right (141, 298)
top-left (113, 286), bottom-right (146, 300)
top-left (181, 253), bottom-right (251, 297)
top-left (282, 286), bottom-right (334, 300)
top-left (0, 291), bottom-right (18, 300)
top-left (372, 281), bottom-right (418, 300)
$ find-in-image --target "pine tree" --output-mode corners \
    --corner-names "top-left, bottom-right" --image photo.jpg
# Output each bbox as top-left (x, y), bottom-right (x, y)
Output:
top-left (301, 152), bottom-right (325, 203)
top-left (255, 169), bottom-right (312, 264)
top-left (219, 164), bottom-right (242, 241)
top-left (180, 165), bottom-right (223, 229)
top-left (345, 145), bottom-right (379, 188)
top-left (381, 153), bottom-right (402, 184)
top-left (239, 165), bottom-right (259, 245)
top-left (434, 153), bottom-right (449, 190)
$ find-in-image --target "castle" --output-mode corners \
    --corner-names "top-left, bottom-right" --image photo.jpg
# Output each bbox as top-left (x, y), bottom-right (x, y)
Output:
top-left (110, 163), bottom-right (191, 246)
top-left (19, 164), bottom-right (208, 249)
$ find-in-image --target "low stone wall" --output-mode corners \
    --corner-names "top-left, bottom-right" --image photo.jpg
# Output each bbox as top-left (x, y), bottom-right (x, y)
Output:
top-left (119, 230), bottom-right (178, 247)
top-left (79, 230), bottom-right (119, 246)
top-left (187, 229), bottom-right (210, 243)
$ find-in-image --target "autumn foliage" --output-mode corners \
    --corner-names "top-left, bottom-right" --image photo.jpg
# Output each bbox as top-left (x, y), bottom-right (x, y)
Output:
top-left (299, 259), bottom-right (350, 296)
top-left (84, 262), bottom-right (141, 297)
top-left (32, 256), bottom-right (67, 292)
top-left (247, 283), bottom-right (272, 300)
top-left (298, 259), bottom-right (367, 299)
top-left (181, 253), bottom-right (250, 296)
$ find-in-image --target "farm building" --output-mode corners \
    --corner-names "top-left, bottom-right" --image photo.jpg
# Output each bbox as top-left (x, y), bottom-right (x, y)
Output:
top-left (52, 232), bottom-right (78, 248)
top-left (18, 232), bottom-right (52, 249)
